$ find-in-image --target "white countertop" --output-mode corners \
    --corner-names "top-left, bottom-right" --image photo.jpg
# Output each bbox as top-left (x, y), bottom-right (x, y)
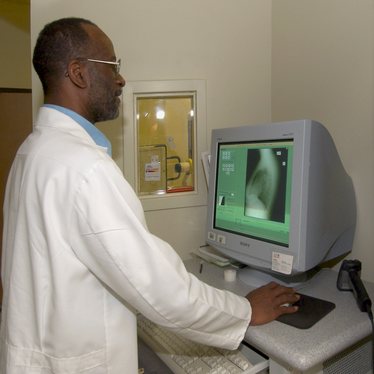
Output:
top-left (185, 258), bottom-right (373, 372)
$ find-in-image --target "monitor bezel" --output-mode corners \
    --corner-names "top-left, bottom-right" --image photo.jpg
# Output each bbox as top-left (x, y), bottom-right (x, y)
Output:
top-left (206, 120), bottom-right (312, 275)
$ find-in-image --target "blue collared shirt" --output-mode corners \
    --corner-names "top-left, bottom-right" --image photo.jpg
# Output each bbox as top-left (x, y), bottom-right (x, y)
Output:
top-left (43, 104), bottom-right (112, 156)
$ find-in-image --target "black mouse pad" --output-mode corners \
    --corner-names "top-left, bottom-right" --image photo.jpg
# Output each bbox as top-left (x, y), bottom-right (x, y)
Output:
top-left (276, 293), bottom-right (336, 329)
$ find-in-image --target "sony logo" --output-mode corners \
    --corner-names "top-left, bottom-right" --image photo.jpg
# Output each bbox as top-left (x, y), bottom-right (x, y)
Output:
top-left (240, 241), bottom-right (250, 248)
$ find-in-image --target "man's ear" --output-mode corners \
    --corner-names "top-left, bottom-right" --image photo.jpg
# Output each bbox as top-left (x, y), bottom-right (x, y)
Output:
top-left (66, 59), bottom-right (89, 88)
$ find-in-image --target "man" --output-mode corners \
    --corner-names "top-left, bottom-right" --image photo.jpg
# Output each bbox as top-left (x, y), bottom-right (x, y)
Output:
top-left (0, 18), bottom-right (298, 373)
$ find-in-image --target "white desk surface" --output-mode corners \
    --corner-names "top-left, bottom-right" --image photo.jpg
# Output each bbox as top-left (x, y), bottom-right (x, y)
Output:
top-left (185, 258), bottom-right (373, 372)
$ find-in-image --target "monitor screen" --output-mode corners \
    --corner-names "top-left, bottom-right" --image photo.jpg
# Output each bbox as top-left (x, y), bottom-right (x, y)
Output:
top-left (214, 140), bottom-right (293, 247)
top-left (206, 120), bottom-right (356, 287)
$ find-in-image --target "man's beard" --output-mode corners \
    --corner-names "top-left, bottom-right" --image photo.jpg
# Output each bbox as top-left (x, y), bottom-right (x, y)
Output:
top-left (91, 95), bottom-right (120, 123)
top-left (88, 74), bottom-right (121, 123)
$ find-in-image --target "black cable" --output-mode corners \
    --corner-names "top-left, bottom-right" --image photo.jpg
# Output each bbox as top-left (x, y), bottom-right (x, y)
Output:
top-left (337, 261), bottom-right (373, 370)
top-left (365, 305), bottom-right (374, 371)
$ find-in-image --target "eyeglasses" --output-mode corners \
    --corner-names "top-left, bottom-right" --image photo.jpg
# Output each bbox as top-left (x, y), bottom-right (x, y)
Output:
top-left (83, 58), bottom-right (121, 75)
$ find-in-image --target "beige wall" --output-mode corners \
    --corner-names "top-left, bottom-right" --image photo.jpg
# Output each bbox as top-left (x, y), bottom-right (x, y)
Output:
top-left (30, 0), bottom-right (272, 261)
top-left (271, 0), bottom-right (374, 282)
top-left (28, 0), bottom-right (374, 282)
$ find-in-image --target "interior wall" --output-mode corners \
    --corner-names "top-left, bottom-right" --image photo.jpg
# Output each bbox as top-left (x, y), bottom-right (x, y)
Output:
top-left (0, 1), bottom-right (32, 303)
top-left (15, 0), bottom-right (374, 283)
top-left (0, 90), bottom-right (33, 302)
top-left (271, 0), bottom-right (374, 282)
top-left (0, 1), bottom-right (31, 88)
top-left (30, 0), bottom-right (272, 260)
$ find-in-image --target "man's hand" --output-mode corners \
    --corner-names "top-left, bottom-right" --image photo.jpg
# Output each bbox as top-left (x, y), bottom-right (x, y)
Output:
top-left (246, 282), bottom-right (300, 325)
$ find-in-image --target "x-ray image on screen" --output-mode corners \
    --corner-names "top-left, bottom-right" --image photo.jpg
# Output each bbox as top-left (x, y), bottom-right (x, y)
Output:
top-left (245, 148), bottom-right (288, 222)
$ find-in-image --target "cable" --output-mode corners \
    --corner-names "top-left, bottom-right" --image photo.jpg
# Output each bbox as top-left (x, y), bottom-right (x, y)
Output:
top-left (366, 305), bottom-right (374, 371)
top-left (337, 260), bottom-right (373, 370)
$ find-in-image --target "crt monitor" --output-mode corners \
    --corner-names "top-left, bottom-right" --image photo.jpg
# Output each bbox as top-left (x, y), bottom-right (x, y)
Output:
top-left (206, 120), bottom-right (356, 287)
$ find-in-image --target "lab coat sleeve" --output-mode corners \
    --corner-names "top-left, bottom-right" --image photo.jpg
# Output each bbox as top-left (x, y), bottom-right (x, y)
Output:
top-left (70, 158), bottom-right (251, 350)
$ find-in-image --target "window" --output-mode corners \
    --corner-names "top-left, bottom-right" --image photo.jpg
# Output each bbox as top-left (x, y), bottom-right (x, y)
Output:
top-left (123, 80), bottom-right (207, 211)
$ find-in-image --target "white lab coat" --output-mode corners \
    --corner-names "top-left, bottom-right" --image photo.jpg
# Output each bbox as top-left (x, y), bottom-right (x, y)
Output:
top-left (0, 107), bottom-right (251, 374)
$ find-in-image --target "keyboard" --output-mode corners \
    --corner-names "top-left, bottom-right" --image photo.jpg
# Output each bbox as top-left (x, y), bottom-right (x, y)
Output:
top-left (137, 314), bottom-right (268, 374)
